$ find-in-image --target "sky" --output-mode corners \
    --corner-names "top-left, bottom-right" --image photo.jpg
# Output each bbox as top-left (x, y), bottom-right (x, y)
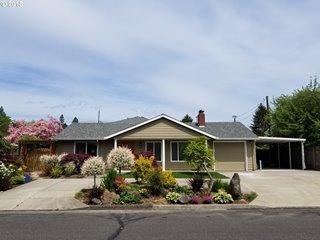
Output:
top-left (0, 0), bottom-right (319, 125)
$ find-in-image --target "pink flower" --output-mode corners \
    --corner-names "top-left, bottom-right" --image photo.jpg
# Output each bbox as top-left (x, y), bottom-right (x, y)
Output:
top-left (5, 115), bottom-right (63, 143)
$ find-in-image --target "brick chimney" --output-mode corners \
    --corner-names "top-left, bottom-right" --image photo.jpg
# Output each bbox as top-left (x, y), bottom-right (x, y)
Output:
top-left (197, 110), bottom-right (205, 127)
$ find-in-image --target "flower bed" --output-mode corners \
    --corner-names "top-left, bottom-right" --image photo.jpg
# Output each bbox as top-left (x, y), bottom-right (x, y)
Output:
top-left (0, 161), bottom-right (32, 191)
top-left (75, 154), bottom-right (257, 206)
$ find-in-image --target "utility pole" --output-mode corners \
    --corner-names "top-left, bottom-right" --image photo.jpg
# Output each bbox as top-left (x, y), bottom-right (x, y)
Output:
top-left (266, 96), bottom-right (270, 110)
top-left (232, 115), bottom-right (237, 122)
top-left (98, 110), bottom-right (101, 123)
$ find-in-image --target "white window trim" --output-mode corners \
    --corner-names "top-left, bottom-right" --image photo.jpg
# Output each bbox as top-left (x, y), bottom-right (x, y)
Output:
top-left (170, 141), bottom-right (188, 162)
top-left (145, 141), bottom-right (162, 162)
top-left (74, 141), bottom-right (98, 156)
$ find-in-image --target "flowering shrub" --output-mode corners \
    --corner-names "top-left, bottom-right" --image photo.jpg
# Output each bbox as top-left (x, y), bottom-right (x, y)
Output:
top-left (131, 155), bottom-right (154, 183)
top-left (107, 147), bottom-right (135, 174)
top-left (214, 189), bottom-right (234, 204)
top-left (39, 154), bottom-right (59, 176)
top-left (202, 194), bottom-right (213, 204)
top-left (81, 156), bottom-right (105, 188)
top-left (162, 171), bottom-right (177, 188)
top-left (166, 192), bottom-right (180, 204)
top-left (60, 153), bottom-right (90, 173)
top-left (5, 116), bottom-right (63, 143)
top-left (63, 162), bottom-right (76, 176)
top-left (189, 195), bottom-right (202, 204)
top-left (0, 161), bottom-right (15, 191)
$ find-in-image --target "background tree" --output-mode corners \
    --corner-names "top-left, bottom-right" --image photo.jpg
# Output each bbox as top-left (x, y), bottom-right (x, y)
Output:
top-left (72, 117), bottom-right (79, 123)
top-left (59, 114), bottom-right (68, 129)
top-left (250, 103), bottom-right (270, 136)
top-left (270, 78), bottom-right (320, 146)
top-left (181, 114), bottom-right (193, 123)
top-left (0, 106), bottom-right (11, 137)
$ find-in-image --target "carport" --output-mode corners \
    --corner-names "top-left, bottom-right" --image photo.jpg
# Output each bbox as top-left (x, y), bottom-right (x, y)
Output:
top-left (256, 137), bottom-right (306, 170)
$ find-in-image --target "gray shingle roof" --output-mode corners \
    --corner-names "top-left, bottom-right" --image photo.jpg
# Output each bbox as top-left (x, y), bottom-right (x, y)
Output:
top-left (54, 116), bottom-right (148, 140)
top-left (187, 122), bottom-right (257, 139)
top-left (55, 116), bottom-right (257, 140)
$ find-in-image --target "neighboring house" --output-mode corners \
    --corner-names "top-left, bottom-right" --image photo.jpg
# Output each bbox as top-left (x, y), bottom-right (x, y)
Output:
top-left (54, 110), bottom-right (258, 172)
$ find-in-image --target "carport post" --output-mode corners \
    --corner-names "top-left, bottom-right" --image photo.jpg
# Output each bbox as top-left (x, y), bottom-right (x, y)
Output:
top-left (114, 138), bottom-right (117, 149)
top-left (244, 142), bottom-right (248, 171)
top-left (288, 142), bottom-right (292, 169)
top-left (301, 141), bottom-right (306, 170)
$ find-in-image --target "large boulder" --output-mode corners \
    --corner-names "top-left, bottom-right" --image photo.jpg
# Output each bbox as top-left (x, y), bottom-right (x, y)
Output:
top-left (229, 173), bottom-right (241, 200)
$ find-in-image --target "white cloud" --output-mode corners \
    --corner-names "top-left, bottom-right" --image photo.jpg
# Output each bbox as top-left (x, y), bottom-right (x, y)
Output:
top-left (0, 0), bottom-right (319, 125)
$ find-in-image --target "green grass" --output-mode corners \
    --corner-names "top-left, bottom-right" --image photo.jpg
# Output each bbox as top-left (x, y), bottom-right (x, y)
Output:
top-left (121, 171), bottom-right (228, 179)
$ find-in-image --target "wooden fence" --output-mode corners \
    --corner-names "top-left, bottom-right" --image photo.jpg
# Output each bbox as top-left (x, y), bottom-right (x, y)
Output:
top-left (305, 146), bottom-right (320, 170)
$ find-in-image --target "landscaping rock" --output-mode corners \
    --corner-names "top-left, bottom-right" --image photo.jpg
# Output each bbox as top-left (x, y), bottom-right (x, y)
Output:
top-left (178, 194), bottom-right (190, 204)
top-left (91, 198), bottom-right (102, 205)
top-left (101, 190), bottom-right (119, 204)
top-left (229, 173), bottom-right (241, 200)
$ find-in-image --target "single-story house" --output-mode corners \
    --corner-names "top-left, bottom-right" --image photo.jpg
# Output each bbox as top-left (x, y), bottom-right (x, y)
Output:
top-left (53, 110), bottom-right (306, 171)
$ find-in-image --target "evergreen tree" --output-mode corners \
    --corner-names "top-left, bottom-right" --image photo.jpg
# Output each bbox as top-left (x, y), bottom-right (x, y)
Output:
top-left (250, 103), bottom-right (269, 136)
top-left (59, 114), bottom-right (67, 129)
top-left (72, 117), bottom-right (79, 123)
top-left (181, 114), bottom-right (193, 123)
top-left (0, 106), bottom-right (11, 137)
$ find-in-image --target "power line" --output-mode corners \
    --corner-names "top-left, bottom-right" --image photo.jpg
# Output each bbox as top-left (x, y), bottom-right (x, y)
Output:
top-left (234, 98), bottom-right (265, 121)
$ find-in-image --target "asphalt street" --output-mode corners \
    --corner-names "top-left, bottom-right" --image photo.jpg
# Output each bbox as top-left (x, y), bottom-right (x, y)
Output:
top-left (1, 208), bottom-right (320, 240)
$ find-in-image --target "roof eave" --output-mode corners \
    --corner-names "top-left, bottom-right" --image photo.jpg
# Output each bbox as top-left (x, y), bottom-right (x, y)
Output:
top-left (103, 114), bottom-right (219, 140)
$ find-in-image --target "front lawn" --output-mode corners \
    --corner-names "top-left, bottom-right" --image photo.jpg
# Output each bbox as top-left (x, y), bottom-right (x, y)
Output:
top-left (121, 171), bottom-right (228, 179)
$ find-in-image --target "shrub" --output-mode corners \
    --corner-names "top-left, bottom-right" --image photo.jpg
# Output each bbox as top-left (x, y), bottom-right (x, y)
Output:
top-left (188, 176), bottom-right (204, 192)
top-left (81, 156), bottom-right (105, 188)
top-left (189, 195), bottom-right (202, 204)
top-left (50, 165), bottom-right (63, 178)
top-left (107, 147), bottom-right (135, 174)
top-left (202, 194), bottom-right (213, 204)
top-left (114, 175), bottom-right (127, 193)
top-left (146, 168), bottom-right (164, 196)
top-left (0, 161), bottom-right (15, 191)
top-left (63, 162), bottom-right (76, 177)
top-left (11, 174), bottom-right (25, 185)
top-left (101, 169), bottom-right (118, 191)
top-left (212, 179), bottom-right (229, 193)
top-left (243, 191), bottom-right (258, 203)
top-left (173, 185), bottom-right (193, 195)
top-left (166, 192), bottom-right (181, 204)
top-left (162, 171), bottom-right (177, 189)
top-left (115, 191), bottom-right (141, 204)
top-left (40, 154), bottom-right (59, 176)
top-left (61, 153), bottom-right (90, 173)
top-left (131, 155), bottom-right (154, 183)
top-left (138, 188), bottom-right (149, 198)
top-left (214, 189), bottom-right (234, 204)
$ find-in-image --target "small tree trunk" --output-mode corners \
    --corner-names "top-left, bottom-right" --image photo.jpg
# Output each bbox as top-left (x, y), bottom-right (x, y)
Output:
top-left (93, 174), bottom-right (96, 188)
top-left (203, 163), bottom-right (214, 192)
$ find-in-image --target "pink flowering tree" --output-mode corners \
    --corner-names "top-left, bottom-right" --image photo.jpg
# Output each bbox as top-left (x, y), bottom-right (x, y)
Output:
top-left (5, 116), bottom-right (63, 143)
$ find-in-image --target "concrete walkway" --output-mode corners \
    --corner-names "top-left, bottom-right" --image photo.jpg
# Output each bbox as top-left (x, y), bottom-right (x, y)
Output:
top-left (224, 170), bottom-right (320, 207)
top-left (0, 178), bottom-right (93, 210)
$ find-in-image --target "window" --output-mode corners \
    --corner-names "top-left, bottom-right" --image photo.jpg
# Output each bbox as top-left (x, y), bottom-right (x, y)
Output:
top-left (87, 142), bottom-right (97, 156)
top-left (75, 142), bottom-right (98, 156)
top-left (75, 142), bottom-right (86, 154)
top-left (171, 141), bottom-right (187, 162)
top-left (145, 141), bottom-right (162, 161)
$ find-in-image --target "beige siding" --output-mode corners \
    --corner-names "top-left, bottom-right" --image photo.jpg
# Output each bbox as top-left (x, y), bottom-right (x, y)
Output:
top-left (98, 140), bottom-right (114, 158)
top-left (214, 142), bottom-right (245, 171)
top-left (118, 119), bottom-right (201, 140)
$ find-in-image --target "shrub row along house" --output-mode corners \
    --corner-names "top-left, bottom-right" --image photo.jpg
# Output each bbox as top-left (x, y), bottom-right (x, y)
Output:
top-left (54, 111), bottom-right (261, 172)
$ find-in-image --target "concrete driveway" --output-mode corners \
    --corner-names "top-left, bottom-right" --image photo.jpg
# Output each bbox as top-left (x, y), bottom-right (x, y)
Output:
top-left (231, 170), bottom-right (320, 207)
top-left (0, 178), bottom-right (93, 210)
